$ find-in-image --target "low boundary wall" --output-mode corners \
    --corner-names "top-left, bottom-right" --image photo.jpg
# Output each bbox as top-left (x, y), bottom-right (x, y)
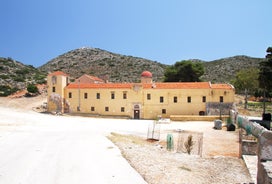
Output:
top-left (231, 111), bottom-right (272, 184)
top-left (170, 115), bottom-right (229, 121)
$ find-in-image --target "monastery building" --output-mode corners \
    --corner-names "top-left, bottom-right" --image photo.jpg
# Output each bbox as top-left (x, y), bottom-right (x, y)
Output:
top-left (47, 71), bottom-right (235, 119)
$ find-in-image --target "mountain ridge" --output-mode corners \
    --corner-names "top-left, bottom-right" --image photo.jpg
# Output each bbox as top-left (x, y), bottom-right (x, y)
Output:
top-left (39, 47), bottom-right (265, 83)
top-left (201, 55), bottom-right (264, 82)
top-left (0, 47), bottom-right (265, 96)
top-left (38, 47), bottom-right (167, 83)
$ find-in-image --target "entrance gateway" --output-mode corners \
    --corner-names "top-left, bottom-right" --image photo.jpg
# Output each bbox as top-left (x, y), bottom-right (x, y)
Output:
top-left (133, 104), bottom-right (140, 119)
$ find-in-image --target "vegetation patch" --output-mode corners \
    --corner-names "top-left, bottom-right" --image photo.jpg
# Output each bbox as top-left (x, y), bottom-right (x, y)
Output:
top-left (108, 132), bottom-right (149, 146)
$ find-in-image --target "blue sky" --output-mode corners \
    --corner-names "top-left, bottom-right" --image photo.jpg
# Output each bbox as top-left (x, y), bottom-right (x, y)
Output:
top-left (0, 0), bottom-right (271, 67)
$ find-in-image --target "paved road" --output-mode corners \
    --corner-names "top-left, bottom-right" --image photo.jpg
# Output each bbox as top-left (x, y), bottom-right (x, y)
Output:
top-left (0, 107), bottom-right (148, 184)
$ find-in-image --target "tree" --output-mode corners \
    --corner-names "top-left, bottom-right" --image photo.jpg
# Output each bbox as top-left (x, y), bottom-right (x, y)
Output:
top-left (259, 47), bottom-right (272, 113)
top-left (164, 60), bottom-right (204, 82)
top-left (27, 84), bottom-right (39, 94)
top-left (231, 68), bottom-right (259, 109)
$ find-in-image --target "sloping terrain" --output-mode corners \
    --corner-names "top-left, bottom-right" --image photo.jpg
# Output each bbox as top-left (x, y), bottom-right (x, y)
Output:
top-left (0, 57), bottom-right (46, 96)
top-left (201, 55), bottom-right (264, 83)
top-left (39, 47), bottom-right (167, 82)
top-left (1, 47), bottom-right (265, 96)
top-left (39, 48), bottom-right (264, 83)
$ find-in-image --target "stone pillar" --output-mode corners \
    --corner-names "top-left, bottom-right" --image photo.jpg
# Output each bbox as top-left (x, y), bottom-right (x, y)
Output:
top-left (257, 130), bottom-right (272, 184)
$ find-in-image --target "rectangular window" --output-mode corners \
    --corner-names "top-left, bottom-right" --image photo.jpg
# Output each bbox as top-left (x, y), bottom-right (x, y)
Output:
top-left (162, 109), bottom-right (166, 114)
top-left (187, 96), bottom-right (191, 103)
top-left (84, 93), bottom-right (88, 99)
top-left (147, 93), bottom-right (151, 100)
top-left (173, 96), bottom-right (178, 103)
top-left (121, 107), bottom-right (125, 112)
top-left (52, 87), bottom-right (56, 92)
top-left (111, 92), bottom-right (115, 99)
top-left (69, 92), bottom-right (72, 98)
top-left (96, 93), bottom-right (100, 99)
top-left (160, 96), bottom-right (164, 103)
top-left (202, 96), bottom-right (206, 103)
top-left (105, 107), bottom-right (109, 112)
top-left (220, 96), bottom-right (224, 103)
top-left (91, 107), bottom-right (95, 111)
top-left (123, 92), bottom-right (127, 99)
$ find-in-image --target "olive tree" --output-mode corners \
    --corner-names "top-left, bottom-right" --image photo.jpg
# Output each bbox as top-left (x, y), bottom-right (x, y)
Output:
top-left (231, 68), bottom-right (259, 109)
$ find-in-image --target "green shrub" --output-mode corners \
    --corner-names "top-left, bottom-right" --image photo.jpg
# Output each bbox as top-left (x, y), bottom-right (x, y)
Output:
top-left (0, 85), bottom-right (18, 96)
top-left (15, 68), bottom-right (30, 75)
top-left (0, 75), bottom-right (9, 79)
top-left (27, 84), bottom-right (39, 94)
top-left (13, 77), bottom-right (25, 82)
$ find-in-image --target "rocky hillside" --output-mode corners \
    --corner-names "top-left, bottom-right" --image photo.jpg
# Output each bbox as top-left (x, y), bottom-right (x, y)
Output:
top-left (0, 47), bottom-right (265, 96)
top-left (39, 47), bottom-right (167, 83)
top-left (39, 48), bottom-right (265, 84)
top-left (200, 56), bottom-right (265, 83)
top-left (0, 57), bottom-right (46, 96)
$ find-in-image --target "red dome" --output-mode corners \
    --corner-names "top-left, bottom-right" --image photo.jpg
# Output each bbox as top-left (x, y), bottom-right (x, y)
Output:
top-left (141, 71), bottom-right (152, 78)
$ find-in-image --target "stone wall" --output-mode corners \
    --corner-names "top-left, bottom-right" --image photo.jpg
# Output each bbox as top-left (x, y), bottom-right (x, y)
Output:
top-left (170, 115), bottom-right (229, 121)
top-left (234, 114), bottom-right (272, 184)
top-left (257, 130), bottom-right (272, 184)
top-left (258, 161), bottom-right (272, 184)
top-left (241, 139), bottom-right (258, 155)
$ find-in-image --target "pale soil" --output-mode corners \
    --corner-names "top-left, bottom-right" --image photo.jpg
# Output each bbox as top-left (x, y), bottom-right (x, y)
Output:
top-left (109, 133), bottom-right (252, 184)
top-left (0, 95), bottom-right (254, 184)
top-left (0, 96), bottom-right (148, 184)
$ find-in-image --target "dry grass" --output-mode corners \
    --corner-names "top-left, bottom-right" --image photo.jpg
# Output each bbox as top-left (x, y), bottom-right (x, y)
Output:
top-left (108, 132), bottom-right (150, 146)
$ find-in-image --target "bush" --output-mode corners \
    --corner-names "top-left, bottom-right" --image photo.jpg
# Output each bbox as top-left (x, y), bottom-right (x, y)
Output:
top-left (27, 84), bottom-right (39, 94)
top-left (34, 74), bottom-right (46, 84)
top-left (0, 75), bottom-right (9, 79)
top-left (0, 85), bottom-right (18, 96)
top-left (15, 68), bottom-right (30, 75)
top-left (13, 77), bottom-right (25, 82)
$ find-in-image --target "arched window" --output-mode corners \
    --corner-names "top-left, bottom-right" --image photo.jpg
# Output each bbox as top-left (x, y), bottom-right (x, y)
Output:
top-left (52, 76), bottom-right (57, 84)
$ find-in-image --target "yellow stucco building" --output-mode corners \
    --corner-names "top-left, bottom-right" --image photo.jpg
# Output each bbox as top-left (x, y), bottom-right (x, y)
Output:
top-left (47, 71), bottom-right (235, 119)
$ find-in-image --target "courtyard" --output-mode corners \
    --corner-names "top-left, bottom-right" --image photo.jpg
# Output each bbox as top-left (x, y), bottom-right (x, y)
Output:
top-left (0, 96), bottom-right (253, 183)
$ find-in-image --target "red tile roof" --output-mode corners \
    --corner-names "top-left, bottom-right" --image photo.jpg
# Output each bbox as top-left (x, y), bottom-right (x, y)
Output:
top-left (66, 81), bottom-right (233, 90)
top-left (74, 74), bottom-right (105, 83)
top-left (143, 82), bottom-right (211, 89)
top-left (86, 75), bottom-right (104, 82)
top-left (67, 83), bottom-right (133, 89)
top-left (211, 84), bottom-right (234, 89)
top-left (48, 71), bottom-right (69, 76)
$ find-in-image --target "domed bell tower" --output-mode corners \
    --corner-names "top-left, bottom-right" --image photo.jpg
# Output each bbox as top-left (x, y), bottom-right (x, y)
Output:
top-left (141, 71), bottom-right (153, 83)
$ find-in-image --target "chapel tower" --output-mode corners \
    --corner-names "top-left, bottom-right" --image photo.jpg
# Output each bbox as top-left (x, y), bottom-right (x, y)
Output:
top-left (47, 71), bottom-right (69, 113)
